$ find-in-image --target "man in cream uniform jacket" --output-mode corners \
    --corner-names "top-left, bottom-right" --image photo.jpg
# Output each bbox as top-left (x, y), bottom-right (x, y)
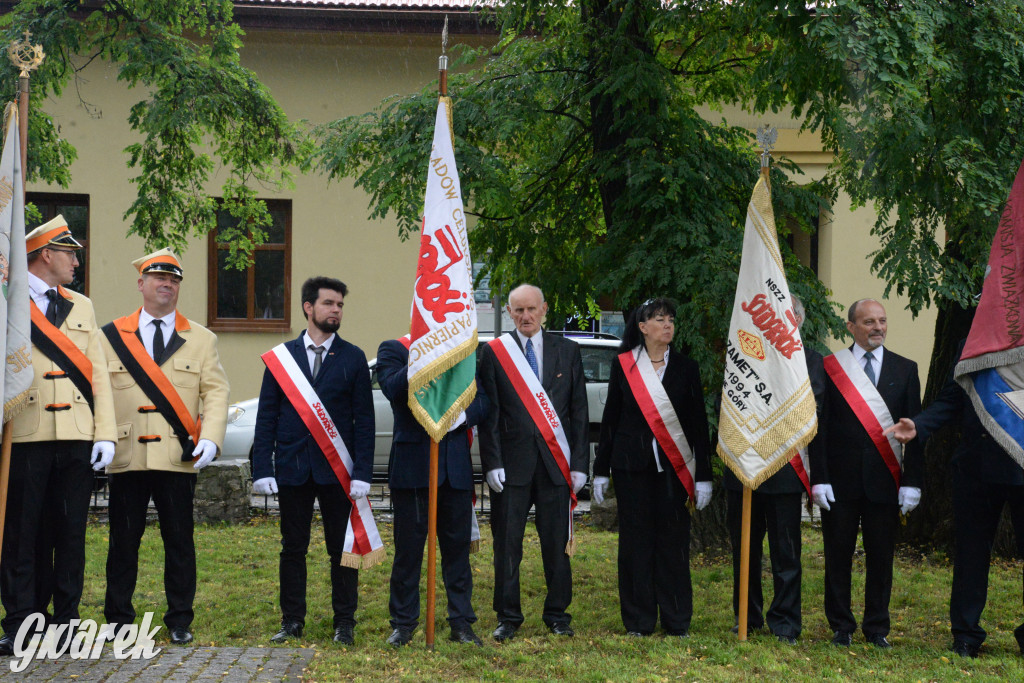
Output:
top-left (99, 248), bottom-right (229, 646)
top-left (0, 217), bottom-right (117, 656)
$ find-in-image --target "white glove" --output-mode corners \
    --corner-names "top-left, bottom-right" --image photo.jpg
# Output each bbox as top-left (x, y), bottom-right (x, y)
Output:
top-left (570, 471), bottom-right (587, 494)
top-left (486, 468), bottom-right (505, 493)
top-left (898, 486), bottom-right (921, 515)
top-left (695, 481), bottom-right (713, 510)
top-left (448, 411), bottom-right (467, 432)
top-left (192, 439), bottom-right (218, 470)
top-left (349, 479), bottom-right (371, 500)
top-left (253, 477), bottom-right (278, 496)
top-left (90, 441), bottom-right (115, 472)
top-left (812, 484), bottom-right (835, 511)
top-left (592, 476), bottom-right (609, 505)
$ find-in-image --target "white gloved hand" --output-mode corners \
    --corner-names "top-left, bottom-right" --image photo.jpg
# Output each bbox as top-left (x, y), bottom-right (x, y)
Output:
top-left (812, 484), bottom-right (835, 511)
top-left (253, 477), bottom-right (278, 496)
top-left (486, 468), bottom-right (505, 493)
top-left (448, 411), bottom-right (467, 432)
top-left (695, 481), bottom-right (713, 510)
top-left (90, 441), bottom-right (115, 472)
top-left (898, 486), bottom-right (921, 515)
top-left (570, 471), bottom-right (587, 494)
top-left (592, 476), bottom-right (610, 505)
top-left (192, 439), bottom-right (218, 470)
top-left (349, 479), bottom-right (371, 500)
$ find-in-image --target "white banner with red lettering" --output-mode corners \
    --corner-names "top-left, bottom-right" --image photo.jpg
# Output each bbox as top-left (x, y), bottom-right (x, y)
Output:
top-left (717, 177), bottom-right (818, 489)
top-left (262, 344), bottom-right (385, 568)
top-left (618, 348), bottom-right (697, 499)
top-left (488, 334), bottom-right (577, 554)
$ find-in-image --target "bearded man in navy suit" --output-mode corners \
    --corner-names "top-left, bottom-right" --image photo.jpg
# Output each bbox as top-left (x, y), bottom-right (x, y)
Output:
top-left (253, 276), bottom-right (374, 646)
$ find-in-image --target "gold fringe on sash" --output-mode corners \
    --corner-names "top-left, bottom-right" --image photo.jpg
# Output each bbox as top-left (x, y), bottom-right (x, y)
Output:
top-left (340, 545), bottom-right (387, 570)
top-left (564, 536), bottom-right (576, 557)
top-left (470, 539), bottom-right (480, 554)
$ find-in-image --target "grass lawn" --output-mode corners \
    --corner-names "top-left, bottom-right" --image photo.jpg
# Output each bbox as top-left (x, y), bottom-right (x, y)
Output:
top-left (75, 512), bottom-right (1024, 681)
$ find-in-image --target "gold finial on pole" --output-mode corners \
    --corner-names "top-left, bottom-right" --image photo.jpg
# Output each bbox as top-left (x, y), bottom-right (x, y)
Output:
top-left (8, 30), bottom-right (44, 79)
top-left (756, 124), bottom-right (777, 184)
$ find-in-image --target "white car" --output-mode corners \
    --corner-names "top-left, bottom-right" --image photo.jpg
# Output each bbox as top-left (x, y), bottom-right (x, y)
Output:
top-left (222, 332), bottom-right (622, 481)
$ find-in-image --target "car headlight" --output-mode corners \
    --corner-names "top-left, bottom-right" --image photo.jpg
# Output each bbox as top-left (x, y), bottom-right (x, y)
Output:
top-left (227, 405), bottom-right (245, 424)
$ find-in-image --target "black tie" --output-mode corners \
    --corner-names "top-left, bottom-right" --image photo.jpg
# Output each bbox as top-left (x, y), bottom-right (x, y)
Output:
top-left (45, 289), bottom-right (59, 326)
top-left (152, 319), bottom-right (165, 365)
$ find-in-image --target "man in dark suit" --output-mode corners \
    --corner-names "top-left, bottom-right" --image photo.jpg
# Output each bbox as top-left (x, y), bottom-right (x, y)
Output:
top-left (378, 337), bottom-right (490, 647)
top-left (887, 339), bottom-right (1024, 658)
top-left (810, 298), bottom-right (923, 649)
top-left (724, 295), bottom-right (826, 644)
top-left (478, 284), bottom-right (589, 641)
top-left (252, 276), bottom-right (374, 645)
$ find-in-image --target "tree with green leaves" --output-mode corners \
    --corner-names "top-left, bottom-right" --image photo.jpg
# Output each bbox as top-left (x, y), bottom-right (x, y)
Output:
top-left (765, 0), bottom-right (1024, 550)
top-left (1, 0), bottom-right (310, 266)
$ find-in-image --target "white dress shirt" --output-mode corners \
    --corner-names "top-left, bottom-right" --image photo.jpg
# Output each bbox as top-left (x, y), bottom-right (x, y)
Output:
top-left (27, 271), bottom-right (56, 316)
top-left (851, 343), bottom-right (884, 386)
top-left (520, 328), bottom-right (543, 379)
top-left (303, 330), bottom-right (335, 375)
top-left (139, 309), bottom-right (177, 360)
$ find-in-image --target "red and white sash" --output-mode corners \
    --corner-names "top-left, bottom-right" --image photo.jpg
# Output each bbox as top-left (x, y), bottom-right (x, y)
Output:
top-left (824, 348), bottom-right (903, 486)
top-left (489, 334), bottom-right (577, 554)
top-left (618, 348), bottom-right (697, 500)
top-left (789, 449), bottom-right (811, 496)
top-left (262, 344), bottom-right (385, 568)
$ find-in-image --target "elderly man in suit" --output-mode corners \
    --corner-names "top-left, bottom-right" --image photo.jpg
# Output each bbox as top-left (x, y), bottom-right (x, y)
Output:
top-left (253, 276), bottom-right (374, 646)
top-left (810, 298), bottom-right (923, 649)
top-left (100, 248), bottom-right (230, 646)
top-left (377, 336), bottom-right (490, 647)
top-left (887, 339), bottom-right (1024, 658)
top-left (0, 217), bottom-right (117, 655)
top-left (478, 284), bottom-right (589, 642)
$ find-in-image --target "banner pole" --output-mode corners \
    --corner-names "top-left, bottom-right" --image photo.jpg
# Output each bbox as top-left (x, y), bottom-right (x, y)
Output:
top-left (0, 34), bottom-right (42, 566)
top-left (425, 438), bottom-right (440, 649)
top-left (737, 485), bottom-right (752, 641)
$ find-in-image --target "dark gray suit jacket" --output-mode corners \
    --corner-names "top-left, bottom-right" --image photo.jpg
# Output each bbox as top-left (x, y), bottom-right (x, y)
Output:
top-left (478, 330), bottom-right (589, 486)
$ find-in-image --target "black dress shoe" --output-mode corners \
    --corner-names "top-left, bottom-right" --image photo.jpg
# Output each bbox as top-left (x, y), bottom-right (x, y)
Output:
top-left (387, 627), bottom-right (414, 647)
top-left (0, 633), bottom-right (14, 656)
top-left (776, 634), bottom-right (797, 645)
top-left (866, 634), bottom-right (892, 649)
top-left (333, 623), bottom-right (355, 645)
top-left (270, 622), bottom-right (303, 644)
top-left (951, 639), bottom-right (980, 658)
top-left (492, 622), bottom-right (517, 642)
top-left (666, 630), bottom-right (690, 638)
top-left (626, 631), bottom-right (649, 637)
top-left (831, 631), bottom-right (853, 647)
top-left (449, 624), bottom-right (482, 646)
top-left (548, 622), bottom-right (574, 637)
top-left (169, 627), bottom-right (193, 645)
top-left (1015, 623), bottom-right (1024, 653)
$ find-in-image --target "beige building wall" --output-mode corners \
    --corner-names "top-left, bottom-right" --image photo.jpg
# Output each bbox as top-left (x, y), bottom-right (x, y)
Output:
top-left (27, 26), bottom-right (937, 399)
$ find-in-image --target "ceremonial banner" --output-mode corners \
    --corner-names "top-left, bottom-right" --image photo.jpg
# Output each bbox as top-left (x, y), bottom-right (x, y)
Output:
top-left (407, 97), bottom-right (477, 442)
top-left (0, 106), bottom-right (31, 423)
top-left (954, 157), bottom-right (1024, 467)
top-left (717, 177), bottom-right (818, 488)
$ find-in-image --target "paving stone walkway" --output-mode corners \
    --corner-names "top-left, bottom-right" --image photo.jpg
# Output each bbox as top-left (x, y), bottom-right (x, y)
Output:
top-left (0, 646), bottom-right (314, 681)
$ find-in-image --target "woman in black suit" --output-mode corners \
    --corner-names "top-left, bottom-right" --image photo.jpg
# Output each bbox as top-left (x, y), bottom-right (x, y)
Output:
top-left (593, 298), bottom-right (713, 637)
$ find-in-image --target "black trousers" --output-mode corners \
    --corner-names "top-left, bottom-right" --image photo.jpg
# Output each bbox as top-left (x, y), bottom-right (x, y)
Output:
top-left (821, 497), bottom-right (898, 637)
top-left (727, 488), bottom-right (803, 638)
top-left (104, 470), bottom-right (197, 630)
top-left (0, 440), bottom-right (92, 635)
top-left (389, 483), bottom-right (476, 629)
top-left (949, 462), bottom-right (1024, 646)
top-left (278, 477), bottom-right (358, 628)
top-left (490, 463), bottom-right (572, 627)
top-left (613, 466), bottom-right (692, 635)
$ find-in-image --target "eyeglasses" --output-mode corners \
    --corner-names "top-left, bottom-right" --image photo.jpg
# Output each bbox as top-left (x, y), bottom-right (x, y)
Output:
top-left (45, 248), bottom-right (80, 255)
